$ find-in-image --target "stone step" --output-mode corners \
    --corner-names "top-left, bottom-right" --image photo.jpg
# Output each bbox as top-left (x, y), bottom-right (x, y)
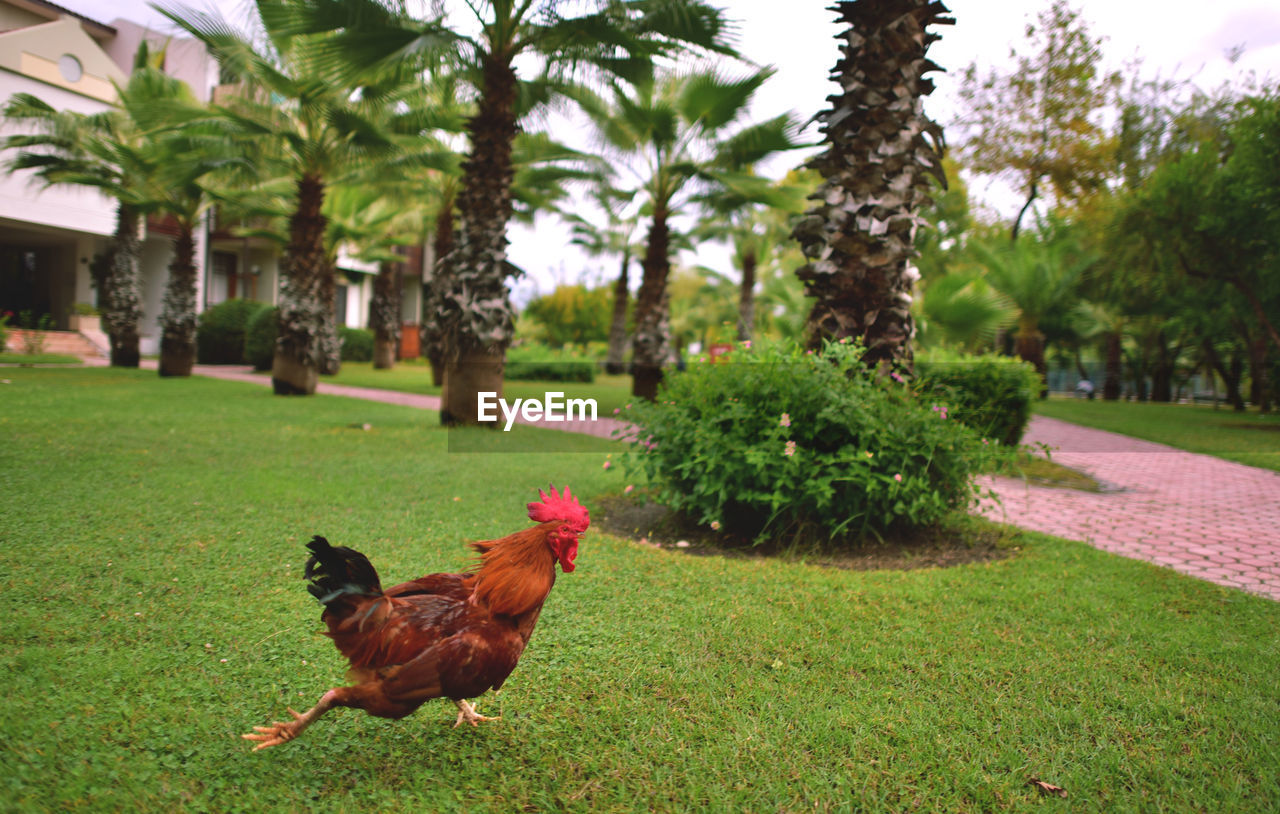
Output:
top-left (4, 329), bottom-right (106, 360)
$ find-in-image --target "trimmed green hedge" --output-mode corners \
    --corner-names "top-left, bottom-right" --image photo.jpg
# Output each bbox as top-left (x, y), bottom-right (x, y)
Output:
top-left (244, 306), bottom-right (278, 371)
top-left (505, 343), bottom-right (595, 382)
top-left (339, 327), bottom-right (374, 362)
top-left (196, 300), bottom-right (268, 365)
top-left (915, 351), bottom-right (1041, 446)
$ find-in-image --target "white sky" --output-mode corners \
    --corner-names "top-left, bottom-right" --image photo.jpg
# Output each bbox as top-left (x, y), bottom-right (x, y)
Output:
top-left (55, 0), bottom-right (1280, 299)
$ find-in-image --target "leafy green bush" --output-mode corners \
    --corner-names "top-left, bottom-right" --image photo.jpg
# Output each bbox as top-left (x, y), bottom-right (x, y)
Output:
top-left (244, 306), bottom-right (278, 371)
top-left (622, 340), bottom-right (1002, 543)
top-left (915, 351), bottom-right (1041, 446)
top-left (196, 300), bottom-right (268, 364)
top-left (339, 327), bottom-right (374, 362)
top-left (505, 343), bottom-right (596, 382)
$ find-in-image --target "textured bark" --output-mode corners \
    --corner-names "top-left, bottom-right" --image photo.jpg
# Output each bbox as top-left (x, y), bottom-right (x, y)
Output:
top-left (316, 258), bottom-right (341, 376)
top-left (791, 0), bottom-right (952, 372)
top-left (158, 225), bottom-right (197, 377)
top-left (631, 205), bottom-right (671, 400)
top-left (1248, 331), bottom-right (1270, 412)
top-left (441, 349), bottom-right (503, 427)
top-left (737, 249), bottom-right (757, 342)
top-left (104, 203), bottom-right (143, 367)
top-left (1013, 315), bottom-right (1047, 399)
top-left (423, 198), bottom-right (455, 387)
top-left (272, 174), bottom-right (328, 396)
top-left (435, 55), bottom-right (519, 424)
top-left (605, 251), bottom-right (631, 375)
top-left (370, 261), bottom-right (401, 370)
top-left (1103, 331), bottom-right (1123, 400)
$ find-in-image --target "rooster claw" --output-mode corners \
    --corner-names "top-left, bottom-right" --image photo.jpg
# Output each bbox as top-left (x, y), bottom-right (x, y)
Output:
top-left (242, 707), bottom-right (306, 751)
top-left (453, 699), bottom-right (499, 728)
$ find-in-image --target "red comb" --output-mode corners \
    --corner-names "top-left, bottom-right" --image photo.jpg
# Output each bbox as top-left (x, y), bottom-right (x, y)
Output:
top-left (527, 485), bottom-right (589, 530)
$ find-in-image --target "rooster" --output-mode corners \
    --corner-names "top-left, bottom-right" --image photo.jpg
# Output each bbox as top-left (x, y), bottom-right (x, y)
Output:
top-left (243, 486), bottom-right (588, 750)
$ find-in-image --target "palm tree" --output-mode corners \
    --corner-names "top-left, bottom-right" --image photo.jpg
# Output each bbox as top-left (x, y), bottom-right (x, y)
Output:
top-left (916, 270), bottom-right (1017, 352)
top-left (574, 68), bottom-right (802, 398)
top-left (124, 77), bottom-right (242, 377)
top-left (159, 1), bottom-right (427, 394)
top-left (790, 0), bottom-right (952, 372)
top-left (566, 186), bottom-right (640, 374)
top-left (695, 175), bottom-right (809, 342)
top-left (265, 0), bottom-right (735, 421)
top-left (969, 230), bottom-right (1093, 392)
top-left (2, 57), bottom-right (164, 367)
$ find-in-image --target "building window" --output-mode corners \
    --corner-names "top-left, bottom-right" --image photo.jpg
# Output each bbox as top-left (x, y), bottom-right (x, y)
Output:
top-left (58, 55), bottom-right (83, 83)
top-left (335, 284), bottom-right (348, 327)
top-left (209, 251), bottom-right (235, 305)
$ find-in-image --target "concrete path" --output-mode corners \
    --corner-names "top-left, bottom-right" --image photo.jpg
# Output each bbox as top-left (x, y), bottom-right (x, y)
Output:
top-left (155, 364), bottom-right (1280, 601)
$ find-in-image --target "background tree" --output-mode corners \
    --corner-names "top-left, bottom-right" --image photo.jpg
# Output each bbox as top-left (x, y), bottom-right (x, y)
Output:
top-left (574, 67), bottom-right (801, 398)
top-left (522, 284), bottom-right (612, 347)
top-left (161, 0), bottom-right (428, 394)
top-left (953, 0), bottom-right (1119, 240)
top-left (790, 0), bottom-right (952, 372)
top-left (694, 174), bottom-right (809, 342)
top-left (566, 186), bottom-right (640, 374)
top-left (272, 0), bottom-right (736, 422)
top-left (2, 55), bottom-right (165, 367)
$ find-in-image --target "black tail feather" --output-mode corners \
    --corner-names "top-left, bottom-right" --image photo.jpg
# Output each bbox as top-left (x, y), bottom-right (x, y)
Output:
top-left (304, 535), bottom-right (383, 610)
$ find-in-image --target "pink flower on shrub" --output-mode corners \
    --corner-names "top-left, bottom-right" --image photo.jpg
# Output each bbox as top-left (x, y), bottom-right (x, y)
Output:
top-left (710, 520), bottom-right (721, 531)
top-left (893, 473), bottom-right (903, 482)
top-left (784, 440), bottom-right (796, 457)
top-left (779, 413), bottom-right (791, 428)
top-left (741, 340), bottom-right (752, 350)
top-left (890, 371), bottom-right (904, 383)
top-left (624, 484), bottom-right (634, 494)
top-left (603, 461), bottom-right (612, 470)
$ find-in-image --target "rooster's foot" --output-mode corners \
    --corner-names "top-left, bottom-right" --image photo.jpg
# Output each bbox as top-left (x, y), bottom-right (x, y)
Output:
top-left (453, 699), bottom-right (499, 728)
top-left (243, 707), bottom-right (309, 751)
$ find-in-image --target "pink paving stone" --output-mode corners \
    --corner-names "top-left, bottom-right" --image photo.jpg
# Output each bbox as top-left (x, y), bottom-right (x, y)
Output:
top-left (175, 364), bottom-right (1280, 602)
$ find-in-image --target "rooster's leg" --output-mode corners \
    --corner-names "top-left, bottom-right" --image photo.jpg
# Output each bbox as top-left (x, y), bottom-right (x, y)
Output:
top-left (243, 689), bottom-right (337, 750)
top-left (453, 698), bottom-right (499, 728)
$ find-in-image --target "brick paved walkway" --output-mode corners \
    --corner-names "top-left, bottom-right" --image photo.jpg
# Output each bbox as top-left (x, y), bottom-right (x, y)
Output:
top-left (178, 364), bottom-right (1280, 601)
top-left (977, 416), bottom-right (1280, 601)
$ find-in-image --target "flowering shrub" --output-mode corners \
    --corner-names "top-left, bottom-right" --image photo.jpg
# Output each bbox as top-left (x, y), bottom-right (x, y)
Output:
top-left (914, 350), bottom-right (1041, 446)
top-left (621, 340), bottom-right (1004, 543)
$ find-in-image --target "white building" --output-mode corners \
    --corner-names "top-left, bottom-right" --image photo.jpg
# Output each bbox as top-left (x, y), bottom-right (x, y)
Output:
top-left (0, 0), bottom-right (423, 356)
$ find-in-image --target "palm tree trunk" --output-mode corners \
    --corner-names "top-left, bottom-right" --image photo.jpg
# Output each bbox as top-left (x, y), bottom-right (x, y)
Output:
top-left (423, 198), bottom-right (455, 387)
top-left (791, 0), bottom-right (950, 373)
top-left (105, 202), bottom-right (143, 368)
top-left (1014, 316), bottom-right (1047, 398)
top-left (272, 174), bottom-right (328, 396)
top-left (605, 250), bottom-right (630, 375)
top-left (737, 249), bottom-right (757, 342)
top-left (436, 55), bottom-right (519, 425)
top-left (371, 260), bottom-right (401, 370)
top-left (158, 224), bottom-right (197, 377)
top-left (632, 204), bottom-right (671, 400)
top-left (316, 258), bottom-right (341, 376)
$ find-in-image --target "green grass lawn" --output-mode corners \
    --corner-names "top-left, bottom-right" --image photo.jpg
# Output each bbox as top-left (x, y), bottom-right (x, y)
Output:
top-left (330, 359), bottom-right (635, 416)
top-left (0, 351), bottom-right (84, 365)
top-left (2, 368), bottom-right (1277, 812)
top-left (1033, 397), bottom-right (1280, 472)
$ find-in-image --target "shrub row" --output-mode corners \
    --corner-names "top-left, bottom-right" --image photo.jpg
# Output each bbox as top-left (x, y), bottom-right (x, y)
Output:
top-left (505, 344), bottom-right (595, 382)
top-left (197, 299), bottom-right (374, 368)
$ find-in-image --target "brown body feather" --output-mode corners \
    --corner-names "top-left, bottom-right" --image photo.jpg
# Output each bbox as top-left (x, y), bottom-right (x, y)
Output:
top-left (314, 521), bottom-right (564, 720)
